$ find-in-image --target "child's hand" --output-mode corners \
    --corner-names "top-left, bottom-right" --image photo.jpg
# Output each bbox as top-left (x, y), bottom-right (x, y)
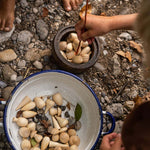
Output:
top-left (75, 14), bottom-right (112, 42)
top-left (100, 133), bottom-right (125, 150)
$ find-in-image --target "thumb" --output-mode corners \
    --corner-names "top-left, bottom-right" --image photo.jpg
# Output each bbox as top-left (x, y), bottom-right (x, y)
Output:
top-left (111, 134), bottom-right (122, 150)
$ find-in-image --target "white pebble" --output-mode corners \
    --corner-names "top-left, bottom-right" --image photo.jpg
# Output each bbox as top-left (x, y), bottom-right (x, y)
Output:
top-left (33, 61), bottom-right (43, 69)
top-left (33, 8), bottom-right (38, 14)
top-left (10, 74), bottom-right (17, 81)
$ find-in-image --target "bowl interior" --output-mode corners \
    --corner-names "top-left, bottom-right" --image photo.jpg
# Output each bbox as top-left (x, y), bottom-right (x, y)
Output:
top-left (53, 25), bottom-right (100, 73)
top-left (4, 71), bottom-right (101, 150)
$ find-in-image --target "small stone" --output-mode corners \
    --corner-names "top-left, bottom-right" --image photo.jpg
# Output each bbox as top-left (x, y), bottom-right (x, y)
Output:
top-left (28, 43), bottom-right (34, 49)
top-left (104, 96), bottom-right (110, 104)
top-left (0, 142), bottom-right (4, 148)
top-left (20, 0), bottom-right (28, 8)
top-left (0, 26), bottom-right (15, 43)
top-left (75, 121), bottom-right (82, 130)
top-left (33, 8), bottom-right (38, 13)
top-left (39, 49), bottom-right (52, 57)
top-left (10, 74), bottom-right (17, 81)
top-left (60, 106), bottom-right (66, 111)
top-left (106, 103), bottom-right (124, 118)
top-left (103, 50), bottom-right (108, 55)
top-left (108, 120), bottom-right (123, 133)
top-left (36, 20), bottom-right (48, 40)
top-left (35, 0), bottom-right (44, 6)
top-left (17, 60), bottom-right (26, 68)
top-left (2, 86), bottom-right (14, 101)
top-left (65, 111), bottom-right (70, 118)
top-left (16, 76), bottom-right (23, 82)
top-left (68, 116), bottom-right (75, 126)
top-left (17, 30), bottom-right (33, 44)
top-left (124, 100), bottom-right (135, 110)
top-left (2, 65), bottom-right (17, 81)
top-left (0, 49), bottom-right (17, 62)
top-left (0, 81), bottom-right (7, 88)
top-left (113, 54), bottom-right (121, 76)
top-left (119, 32), bottom-right (132, 40)
top-left (16, 17), bottom-right (21, 24)
top-left (33, 61), bottom-right (43, 69)
top-left (94, 62), bottom-right (106, 71)
top-left (25, 48), bottom-right (41, 61)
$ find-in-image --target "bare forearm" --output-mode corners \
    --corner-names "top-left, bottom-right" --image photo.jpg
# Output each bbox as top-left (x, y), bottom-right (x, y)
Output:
top-left (109, 13), bottom-right (138, 31)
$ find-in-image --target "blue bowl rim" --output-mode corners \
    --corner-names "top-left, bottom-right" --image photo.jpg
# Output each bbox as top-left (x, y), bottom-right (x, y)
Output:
top-left (3, 69), bottom-right (103, 150)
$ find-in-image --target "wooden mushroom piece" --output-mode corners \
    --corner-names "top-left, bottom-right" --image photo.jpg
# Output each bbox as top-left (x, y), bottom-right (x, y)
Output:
top-left (21, 101), bottom-right (36, 111)
top-left (34, 97), bottom-right (45, 109)
top-left (69, 135), bottom-right (80, 146)
top-left (21, 139), bottom-right (31, 150)
top-left (41, 136), bottom-right (50, 150)
top-left (52, 93), bottom-right (63, 106)
top-left (22, 111), bottom-right (37, 118)
top-left (55, 116), bottom-right (68, 128)
top-left (45, 99), bottom-right (55, 113)
top-left (60, 132), bottom-right (69, 144)
top-left (13, 117), bottom-right (28, 127)
top-left (16, 96), bottom-right (32, 110)
top-left (19, 127), bottom-right (30, 138)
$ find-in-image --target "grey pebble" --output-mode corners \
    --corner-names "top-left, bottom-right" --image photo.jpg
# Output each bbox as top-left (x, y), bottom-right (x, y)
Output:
top-left (0, 81), bottom-right (7, 88)
top-left (0, 111), bottom-right (3, 118)
top-left (0, 142), bottom-right (4, 148)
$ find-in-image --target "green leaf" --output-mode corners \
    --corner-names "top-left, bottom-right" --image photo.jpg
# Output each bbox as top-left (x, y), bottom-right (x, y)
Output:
top-left (75, 103), bottom-right (82, 121)
top-left (30, 138), bottom-right (37, 147)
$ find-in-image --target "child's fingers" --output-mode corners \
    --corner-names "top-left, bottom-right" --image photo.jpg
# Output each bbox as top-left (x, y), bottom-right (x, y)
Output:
top-left (75, 20), bottom-right (84, 40)
top-left (81, 30), bottom-right (93, 41)
top-left (111, 134), bottom-right (122, 150)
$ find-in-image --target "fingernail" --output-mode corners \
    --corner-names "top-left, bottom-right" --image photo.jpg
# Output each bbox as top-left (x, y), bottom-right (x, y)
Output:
top-left (117, 133), bottom-right (121, 137)
top-left (66, 6), bottom-right (71, 11)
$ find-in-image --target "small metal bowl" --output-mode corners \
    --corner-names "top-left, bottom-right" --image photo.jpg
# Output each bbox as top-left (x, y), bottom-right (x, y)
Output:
top-left (53, 25), bottom-right (100, 73)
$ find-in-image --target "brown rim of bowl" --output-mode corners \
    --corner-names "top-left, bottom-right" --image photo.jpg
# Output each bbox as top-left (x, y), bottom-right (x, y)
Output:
top-left (53, 25), bottom-right (100, 73)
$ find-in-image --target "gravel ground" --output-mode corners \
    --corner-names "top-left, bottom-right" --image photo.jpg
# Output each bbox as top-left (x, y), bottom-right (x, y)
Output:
top-left (0, 0), bottom-right (150, 149)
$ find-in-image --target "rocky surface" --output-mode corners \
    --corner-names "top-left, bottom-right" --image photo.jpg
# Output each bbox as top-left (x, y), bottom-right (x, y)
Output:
top-left (0, 0), bottom-right (149, 150)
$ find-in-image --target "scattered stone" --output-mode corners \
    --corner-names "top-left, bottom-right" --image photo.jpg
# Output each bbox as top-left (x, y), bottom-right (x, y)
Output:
top-left (0, 49), bottom-right (17, 62)
top-left (0, 81), bottom-right (7, 88)
top-left (17, 30), bottom-right (33, 44)
top-left (25, 48), bottom-right (41, 61)
top-left (124, 100), bottom-right (135, 110)
top-left (10, 74), bottom-right (17, 81)
top-left (16, 17), bottom-right (21, 24)
top-left (0, 112), bottom-right (3, 118)
top-left (0, 105), bottom-right (5, 111)
top-left (2, 86), bottom-right (14, 101)
top-left (113, 54), bottom-right (121, 76)
top-left (106, 103), bottom-right (124, 118)
top-left (33, 8), bottom-right (38, 14)
top-left (94, 63), bottom-right (106, 71)
top-left (20, 0), bottom-right (28, 8)
top-left (0, 26), bottom-right (15, 43)
top-left (39, 49), bottom-right (52, 57)
top-left (36, 20), bottom-right (48, 40)
top-left (17, 60), bottom-right (26, 68)
top-left (2, 65), bottom-right (17, 81)
top-left (33, 61), bottom-right (43, 69)
top-left (103, 50), bottom-right (108, 55)
top-left (119, 32), bottom-right (132, 40)
top-left (35, 0), bottom-right (44, 6)
top-left (104, 96), bottom-right (110, 104)
top-left (17, 76), bottom-right (23, 82)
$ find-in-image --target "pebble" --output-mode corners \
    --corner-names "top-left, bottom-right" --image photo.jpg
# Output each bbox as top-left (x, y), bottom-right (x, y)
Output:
top-left (94, 63), bottom-right (106, 72)
top-left (124, 100), bottom-right (135, 110)
top-left (0, 142), bottom-right (4, 148)
top-left (103, 50), bottom-right (108, 55)
top-left (20, 0), bottom-right (28, 8)
top-left (36, 20), bottom-right (48, 40)
top-left (104, 96), bottom-right (111, 104)
top-left (0, 26), bottom-right (15, 43)
top-left (10, 74), bottom-right (17, 81)
top-left (113, 54), bottom-right (121, 76)
top-left (0, 81), bottom-right (7, 88)
top-left (35, 0), bottom-right (44, 6)
top-left (2, 86), bottom-right (14, 101)
top-left (108, 120), bottom-right (123, 133)
top-left (0, 49), bottom-right (17, 63)
top-left (16, 76), bottom-right (23, 82)
top-left (119, 32), bottom-right (132, 40)
top-left (15, 17), bottom-right (21, 24)
top-left (17, 30), bottom-right (33, 44)
top-left (17, 60), bottom-right (26, 68)
top-left (33, 61), bottom-right (43, 69)
top-left (33, 8), bottom-right (38, 14)
top-left (2, 65), bottom-right (17, 81)
top-left (106, 103), bottom-right (124, 118)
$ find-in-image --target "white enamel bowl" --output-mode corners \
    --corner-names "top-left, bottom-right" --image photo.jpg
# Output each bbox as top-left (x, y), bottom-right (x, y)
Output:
top-left (4, 70), bottom-right (115, 150)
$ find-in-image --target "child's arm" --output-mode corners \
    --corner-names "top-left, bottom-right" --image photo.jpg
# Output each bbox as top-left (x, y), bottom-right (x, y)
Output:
top-left (75, 14), bottom-right (138, 42)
